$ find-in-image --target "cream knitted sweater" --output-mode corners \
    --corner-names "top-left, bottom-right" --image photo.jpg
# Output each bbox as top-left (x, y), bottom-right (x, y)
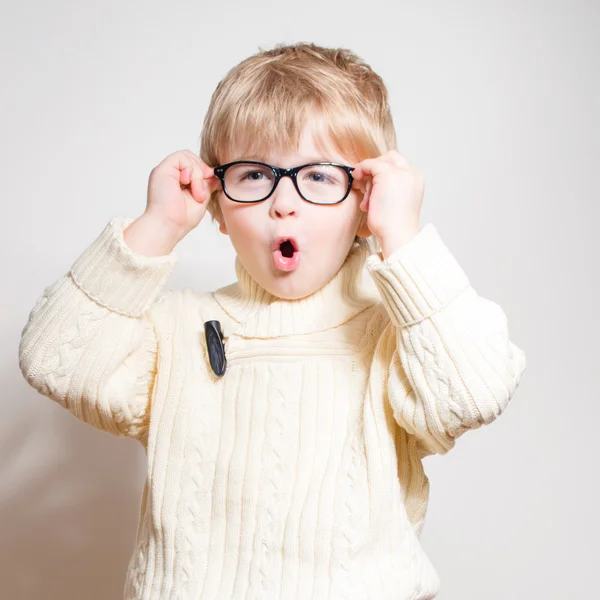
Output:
top-left (19, 216), bottom-right (526, 600)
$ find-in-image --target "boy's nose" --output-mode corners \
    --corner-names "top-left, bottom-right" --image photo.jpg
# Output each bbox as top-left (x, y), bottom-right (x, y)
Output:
top-left (269, 177), bottom-right (300, 217)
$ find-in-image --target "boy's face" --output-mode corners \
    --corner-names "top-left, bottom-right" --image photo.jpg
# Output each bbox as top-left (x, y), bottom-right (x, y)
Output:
top-left (214, 120), bottom-right (370, 300)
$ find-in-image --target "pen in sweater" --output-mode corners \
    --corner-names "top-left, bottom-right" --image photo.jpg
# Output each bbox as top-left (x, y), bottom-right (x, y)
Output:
top-left (204, 320), bottom-right (227, 376)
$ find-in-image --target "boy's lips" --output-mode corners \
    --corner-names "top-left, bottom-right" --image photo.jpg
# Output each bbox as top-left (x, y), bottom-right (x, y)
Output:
top-left (271, 235), bottom-right (301, 272)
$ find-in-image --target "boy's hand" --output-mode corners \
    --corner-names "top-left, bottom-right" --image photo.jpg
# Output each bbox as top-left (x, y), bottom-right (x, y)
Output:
top-left (352, 150), bottom-right (424, 259)
top-left (144, 149), bottom-right (221, 242)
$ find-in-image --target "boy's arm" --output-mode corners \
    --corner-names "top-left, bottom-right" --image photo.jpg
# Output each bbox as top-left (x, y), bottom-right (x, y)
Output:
top-left (18, 216), bottom-right (178, 444)
top-left (365, 224), bottom-right (527, 458)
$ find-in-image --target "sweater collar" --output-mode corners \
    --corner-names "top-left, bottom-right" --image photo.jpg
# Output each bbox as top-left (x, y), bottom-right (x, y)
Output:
top-left (212, 237), bottom-right (379, 339)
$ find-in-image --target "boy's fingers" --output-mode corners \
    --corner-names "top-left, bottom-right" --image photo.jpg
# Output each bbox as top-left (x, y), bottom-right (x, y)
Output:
top-left (354, 157), bottom-right (394, 180)
top-left (351, 178), bottom-right (365, 192)
top-left (180, 149), bottom-right (215, 179)
top-left (202, 164), bottom-right (216, 179)
top-left (176, 156), bottom-right (195, 183)
top-left (173, 150), bottom-right (219, 199)
top-left (182, 165), bottom-right (193, 185)
top-left (190, 167), bottom-right (208, 203)
top-left (189, 171), bottom-right (201, 203)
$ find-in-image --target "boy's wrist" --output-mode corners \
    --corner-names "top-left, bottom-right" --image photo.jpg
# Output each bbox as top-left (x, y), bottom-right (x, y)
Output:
top-left (124, 213), bottom-right (183, 257)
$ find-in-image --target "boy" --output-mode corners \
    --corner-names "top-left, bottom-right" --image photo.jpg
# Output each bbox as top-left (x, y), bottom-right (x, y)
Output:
top-left (19, 42), bottom-right (526, 599)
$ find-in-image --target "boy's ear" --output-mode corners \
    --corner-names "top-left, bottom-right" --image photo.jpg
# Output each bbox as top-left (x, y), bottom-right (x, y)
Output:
top-left (355, 211), bottom-right (371, 239)
top-left (217, 217), bottom-right (228, 235)
top-left (213, 200), bottom-right (228, 235)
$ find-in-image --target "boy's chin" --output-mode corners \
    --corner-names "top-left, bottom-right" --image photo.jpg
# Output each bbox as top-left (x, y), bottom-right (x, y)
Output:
top-left (265, 260), bottom-right (333, 300)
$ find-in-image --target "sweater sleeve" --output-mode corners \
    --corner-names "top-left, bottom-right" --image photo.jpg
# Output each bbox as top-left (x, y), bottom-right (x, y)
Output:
top-left (365, 223), bottom-right (527, 458)
top-left (18, 216), bottom-right (178, 443)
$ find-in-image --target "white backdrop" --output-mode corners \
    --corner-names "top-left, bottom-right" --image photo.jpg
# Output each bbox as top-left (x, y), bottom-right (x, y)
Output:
top-left (2, 0), bottom-right (597, 598)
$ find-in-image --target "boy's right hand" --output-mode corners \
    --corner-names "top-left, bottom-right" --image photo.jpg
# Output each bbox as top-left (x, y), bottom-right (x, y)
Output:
top-left (144, 149), bottom-right (221, 242)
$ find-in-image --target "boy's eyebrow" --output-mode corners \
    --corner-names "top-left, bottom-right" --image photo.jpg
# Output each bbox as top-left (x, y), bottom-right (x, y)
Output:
top-left (241, 155), bottom-right (344, 164)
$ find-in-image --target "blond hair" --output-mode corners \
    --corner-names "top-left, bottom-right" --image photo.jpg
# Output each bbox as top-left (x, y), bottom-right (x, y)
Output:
top-left (199, 42), bottom-right (397, 243)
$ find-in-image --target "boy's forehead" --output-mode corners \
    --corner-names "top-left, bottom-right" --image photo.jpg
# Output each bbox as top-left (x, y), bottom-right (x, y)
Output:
top-left (235, 151), bottom-right (346, 165)
top-left (230, 125), bottom-right (352, 165)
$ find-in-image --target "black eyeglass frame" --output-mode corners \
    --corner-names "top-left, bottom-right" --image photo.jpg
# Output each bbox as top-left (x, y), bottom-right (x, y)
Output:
top-left (213, 160), bottom-right (356, 205)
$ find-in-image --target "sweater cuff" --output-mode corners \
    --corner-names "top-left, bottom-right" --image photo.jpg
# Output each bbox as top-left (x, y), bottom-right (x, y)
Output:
top-left (365, 223), bottom-right (471, 327)
top-left (69, 216), bottom-right (178, 318)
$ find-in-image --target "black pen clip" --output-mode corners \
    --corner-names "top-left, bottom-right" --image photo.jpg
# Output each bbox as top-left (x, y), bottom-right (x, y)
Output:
top-left (204, 320), bottom-right (227, 377)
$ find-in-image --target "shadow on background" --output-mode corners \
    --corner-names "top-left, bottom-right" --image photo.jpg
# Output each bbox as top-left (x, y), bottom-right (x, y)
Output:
top-left (0, 389), bottom-right (147, 600)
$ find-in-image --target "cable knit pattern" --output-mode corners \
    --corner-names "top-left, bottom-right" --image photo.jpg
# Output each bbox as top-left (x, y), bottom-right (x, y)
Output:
top-left (365, 227), bottom-right (527, 457)
top-left (123, 484), bottom-right (151, 599)
top-left (18, 216), bottom-right (527, 599)
top-left (171, 358), bottom-right (215, 600)
top-left (250, 364), bottom-right (289, 599)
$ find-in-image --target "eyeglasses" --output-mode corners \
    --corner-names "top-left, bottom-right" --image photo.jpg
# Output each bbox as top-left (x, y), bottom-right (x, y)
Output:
top-left (213, 160), bottom-right (355, 205)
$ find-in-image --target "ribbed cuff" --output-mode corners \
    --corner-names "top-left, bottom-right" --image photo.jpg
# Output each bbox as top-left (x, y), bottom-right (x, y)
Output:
top-left (365, 223), bottom-right (471, 327)
top-left (69, 216), bottom-right (179, 318)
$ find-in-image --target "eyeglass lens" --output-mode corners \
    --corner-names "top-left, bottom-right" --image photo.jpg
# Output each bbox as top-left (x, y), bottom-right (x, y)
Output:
top-left (223, 163), bottom-right (349, 204)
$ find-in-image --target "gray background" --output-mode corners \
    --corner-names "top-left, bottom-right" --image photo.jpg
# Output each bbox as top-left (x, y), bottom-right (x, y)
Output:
top-left (2, 0), bottom-right (597, 598)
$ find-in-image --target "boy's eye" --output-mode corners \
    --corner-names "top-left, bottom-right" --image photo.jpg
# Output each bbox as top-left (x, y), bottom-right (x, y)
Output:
top-left (230, 166), bottom-right (274, 183)
top-left (305, 171), bottom-right (330, 183)
top-left (301, 168), bottom-right (338, 185)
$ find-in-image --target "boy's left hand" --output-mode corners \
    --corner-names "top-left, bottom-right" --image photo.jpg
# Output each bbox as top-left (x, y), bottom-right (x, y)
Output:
top-left (352, 150), bottom-right (424, 259)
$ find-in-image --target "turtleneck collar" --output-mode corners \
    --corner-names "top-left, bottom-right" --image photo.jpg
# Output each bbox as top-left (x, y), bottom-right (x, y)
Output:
top-left (211, 237), bottom-right (380, 339)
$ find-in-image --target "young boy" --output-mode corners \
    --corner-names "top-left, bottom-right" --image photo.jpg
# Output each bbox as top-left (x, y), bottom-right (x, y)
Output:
top-left (18, 42), bottom-right (527, 599)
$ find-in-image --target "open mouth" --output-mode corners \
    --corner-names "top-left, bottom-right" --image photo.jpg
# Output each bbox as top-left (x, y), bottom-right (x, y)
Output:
top-left (272, 236), bottom-right (300, 271)
top-left (272, 236), bottom-right (299, 254)
top-left (279, 239), bottom-right (295, 258)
